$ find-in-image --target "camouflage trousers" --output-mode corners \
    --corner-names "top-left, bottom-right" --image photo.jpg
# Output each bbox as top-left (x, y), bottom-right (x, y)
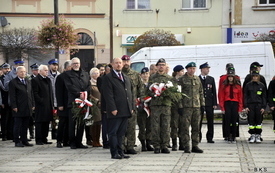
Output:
top-left (137, 110), bottom-right (152, 141)
top-left (179, 107), bottom-right (201, 148)
top-left (170, 105), bottom-right (180, 139)
top-left (124, 111), bottom-right (137, 150)
top-left (150, 105), bottom-right (171, 149)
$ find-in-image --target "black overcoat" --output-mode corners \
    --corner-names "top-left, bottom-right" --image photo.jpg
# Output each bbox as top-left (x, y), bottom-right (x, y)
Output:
top-left (9, 77), bottom-right (34, 117)
top-left (31, 74), bottom-right (54, 122)
top-left (102, 70), bottom-right (133, 119)
top-left (55, 73), bottom-right (69, 117)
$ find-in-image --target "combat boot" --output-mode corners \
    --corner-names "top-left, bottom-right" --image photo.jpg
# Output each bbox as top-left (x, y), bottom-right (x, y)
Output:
top-left (184, 146), bottom-right (191, 153)
top-left (249, 134), bottom-right (256, 143)
top-left (161, 148), bottom-right (170, 154)
top-left (172, 138), bottom-right (177, 151)
top-left (140, 140), bottom-right (147, 151)
top-left (191, 146), bottom-right (203, 153)
top-left (146, 140), bottom-right (154, 151)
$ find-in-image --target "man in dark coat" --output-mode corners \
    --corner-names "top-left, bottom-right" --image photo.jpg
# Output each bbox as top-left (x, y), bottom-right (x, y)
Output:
top-left (9, 66), bottom-right (35, 147)
top-left (63, 57), bottom-right (91, 149)
top-left (55, 60), bottom-right (71, 148)
top-left (198, 62), bottom-right (217, 143)
top-left (102, 58), bottom-right (133, 159)
top-left (31, 65), bottom-right (54, 145)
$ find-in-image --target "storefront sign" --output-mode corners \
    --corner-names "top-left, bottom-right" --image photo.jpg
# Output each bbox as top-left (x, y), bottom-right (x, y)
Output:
top-left (122, 34), bottom-right (184, 45)
top-left (232, 28), bottom-right (275, 43)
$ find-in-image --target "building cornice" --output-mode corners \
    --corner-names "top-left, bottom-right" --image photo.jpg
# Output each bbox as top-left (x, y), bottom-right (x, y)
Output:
top-left (0, 12), bottom-right (105, 18)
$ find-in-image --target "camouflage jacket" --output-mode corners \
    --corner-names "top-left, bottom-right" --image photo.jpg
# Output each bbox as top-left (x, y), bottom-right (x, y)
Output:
top-left (178, 73), bottom-right (205, 108)
top-left (122, 68), bottom-right (144, 107)
top-left (147, 72), bottom-right (175, 107)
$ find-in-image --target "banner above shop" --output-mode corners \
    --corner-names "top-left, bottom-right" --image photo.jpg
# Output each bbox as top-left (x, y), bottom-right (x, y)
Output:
top-left (232, 27), bottom-right (275, 43)
top-left (121, 34), bottom-right (184, 46)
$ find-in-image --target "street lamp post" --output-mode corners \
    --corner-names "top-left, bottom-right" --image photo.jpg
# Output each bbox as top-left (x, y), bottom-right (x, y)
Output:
top-left (54, 0), bottom-right (59, 61)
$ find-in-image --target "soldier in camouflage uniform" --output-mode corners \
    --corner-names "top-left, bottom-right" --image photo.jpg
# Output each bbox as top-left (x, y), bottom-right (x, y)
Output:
top-left (147, 58), bottom-right (174, 154)
top-left (121, 55), bottom-right (144, 154)
top-left (137, 67), bottom-right (154, 152)
top-left (178, 62), bottom-right (205, 153)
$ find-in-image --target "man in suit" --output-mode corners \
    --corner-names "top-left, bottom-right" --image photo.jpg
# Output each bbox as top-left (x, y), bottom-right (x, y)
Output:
top-left (9, 66), bottom-right (35, 147)
top-left (102, 58), bottom-right (133, 159)
top-left (55, 60), bottom-right (71, 148)
top-left (198, 62), bottom-right (217, 143)
top-left (63, 57), bottom-right (90, 149)
top-left (32, 65), bottom-right (54, 145)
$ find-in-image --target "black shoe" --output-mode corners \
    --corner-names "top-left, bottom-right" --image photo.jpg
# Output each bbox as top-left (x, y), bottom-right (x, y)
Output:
top-left (15, 142), bottom-right (25, 147)
top-left (70, 144), bottom-right (77, 149)
top-left (154, 148), bottom-right (160, 154)
top-left (23, 142), bottom-right (33, 147)
top-left (191, 146), bottom-right (203, 153)
top-left (125, 149), bottom-right (137, 154)
top-left (56, 142), bottom-right (63, 148)
top-left (184, 146), bottom-right (191, 153)
top-left (77, 144), bottom-right (88, 149)
top-left (161, 148), bottom-right (170, 154)
top-left (172, 145), bottom-right (178, 151)
top-left (179, 145), bottom-right (185, 151)
top-left (43, 142), bottom-right (52, 144)
top-left (36, 142), bottom-right (44, 145)
top-left (120, 154), bottom-right (130, 159)
top-left (63, 142), bottom-right (70, 147)
top-left (111, 154), bottom-right (122, 159)
top-left (207, 140), bottom-right (215, 143)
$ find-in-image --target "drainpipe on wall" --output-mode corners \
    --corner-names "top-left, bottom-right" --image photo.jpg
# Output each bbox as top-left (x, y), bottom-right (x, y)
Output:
top-left (110, 0), bottom-right (113, 63)
top-left (227, 0), bottom-right (233, 43)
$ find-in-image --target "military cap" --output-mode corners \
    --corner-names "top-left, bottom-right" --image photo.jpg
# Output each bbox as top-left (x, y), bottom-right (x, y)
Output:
top-left (30, 63), bottom-right (39, 70)
top-left (48, 59), bottom-right (58, 65)
top-left (14, 59), bottom-right (24, 65)
top-left (140, 67), bottom-right (149, 74)
top-left (173, 65), bottom-right (184, 72)
top-left (121, 55), bottom-right (130, 60)
top-left (227, 67), bottom-right (235, 76)
top-left (251, 61), bottom-right (263, 67)
top-left (226, 63), bottom-right (234, 70)
top-left (185, 62), bottom-right (196, 69)
top-left (156, 58), bottom-right (166, 66)
top-left (199, 62), bottom-right (210, 69)
top-left (251, 70), bottom-right (260, 76)
top-left (1, 63), bottom-right (10, 69)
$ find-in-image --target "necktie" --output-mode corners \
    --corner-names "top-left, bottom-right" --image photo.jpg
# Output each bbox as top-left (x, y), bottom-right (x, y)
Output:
top-left (203, 76), bottom-right (206, 80)
top-left (21, 79), bottom-right (26, 85)
top-left (118, 73), bottom-right (123, 81)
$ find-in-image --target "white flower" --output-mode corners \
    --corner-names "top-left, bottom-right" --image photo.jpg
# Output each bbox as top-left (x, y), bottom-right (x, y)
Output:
top-left (165, 81), bottom-right (173, 88)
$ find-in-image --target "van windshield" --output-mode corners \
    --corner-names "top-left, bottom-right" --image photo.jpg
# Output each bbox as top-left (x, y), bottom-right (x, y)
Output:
top-left (131, 62), bottom-right (145, 73)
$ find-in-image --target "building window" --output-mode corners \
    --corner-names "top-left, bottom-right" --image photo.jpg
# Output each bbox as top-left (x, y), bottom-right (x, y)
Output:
top-left (77, 33), bottom-right (93, 45)
top-left (127, 0), bottom-right (150, 10)
top-left (182, 0), bottom-right (206, 9)
top-left (259, 0), bottom-right (275, 5)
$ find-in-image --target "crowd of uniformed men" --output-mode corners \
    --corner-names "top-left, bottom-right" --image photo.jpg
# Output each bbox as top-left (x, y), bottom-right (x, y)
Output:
top-left (0, 55), bottom-right (275, 159)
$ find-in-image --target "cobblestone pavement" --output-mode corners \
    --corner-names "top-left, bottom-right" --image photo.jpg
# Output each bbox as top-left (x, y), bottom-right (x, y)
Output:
top-left (0, 120), bottom-right (275, 173)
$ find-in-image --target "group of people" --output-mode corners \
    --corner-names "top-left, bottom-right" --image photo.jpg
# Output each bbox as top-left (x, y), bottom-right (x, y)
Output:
top-left (0, 55), bottom-right (274, 160)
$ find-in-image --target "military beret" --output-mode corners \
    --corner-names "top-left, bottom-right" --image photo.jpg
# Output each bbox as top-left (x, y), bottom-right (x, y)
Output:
top-left (173, 65), bottom-right (184, 72)
top-left (156, 58), bottom-right (166, 66)
top-left (48, 59), bottom-right (58, 65)
top-left (251, 61), bottom-right (263, 67)
top-left (1, 63), bottom-right (10, 69)
top-left (30, 63), bottom-right (39, 70)
top-left (226, 63), bottom-right (234, 70)
top-left (14, 59), bottom-right (24, 65)
top-left (141, 67), bottom-right (149, 74)
top-left (251, 70), bottom-right (260, 76)
top-left (227, 67), bottom-right (235, 76)
top-left (199, 62), bottom-right (210, 69)
top-left (121, 55), bottom-right (130, 60)
top-left (185, 62), bottom-right (196, 69)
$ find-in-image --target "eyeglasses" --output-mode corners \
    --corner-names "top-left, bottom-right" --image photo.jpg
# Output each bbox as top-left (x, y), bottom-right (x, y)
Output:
top-left (72, 62), bottom-right (80, 65)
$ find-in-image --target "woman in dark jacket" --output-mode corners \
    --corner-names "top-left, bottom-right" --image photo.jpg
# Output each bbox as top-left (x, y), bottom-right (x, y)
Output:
top-left (219, 67), bottom-right (243, 143)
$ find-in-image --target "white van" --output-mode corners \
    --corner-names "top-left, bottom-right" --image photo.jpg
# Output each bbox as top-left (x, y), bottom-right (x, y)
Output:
top-left (130, 42), bottom-right (275, 88)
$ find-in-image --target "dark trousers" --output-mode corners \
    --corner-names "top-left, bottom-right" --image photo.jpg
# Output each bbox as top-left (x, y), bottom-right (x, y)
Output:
top-left (101, 112), bottom-right (109, 146)
top-left (13, 117), bottom-right (29, 143)
top-left (57, 116), bottom-right (69, 144)
top-left (35, 121), bottom-right (50, 143)
top-left (1, 105), bottom-right (13, 139)
top-left (28, 114), bottom-right (35, 138)
top-left (247, 103), bottom-right (263, 134)
top-left (199, 106), bottom-right (214, 141)
top-left (107, 117), bottom-right (128, 157)
top-left (224, 101), bottom-right (239, 139)
top-left (68, 108), bottom-right (85, 146)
